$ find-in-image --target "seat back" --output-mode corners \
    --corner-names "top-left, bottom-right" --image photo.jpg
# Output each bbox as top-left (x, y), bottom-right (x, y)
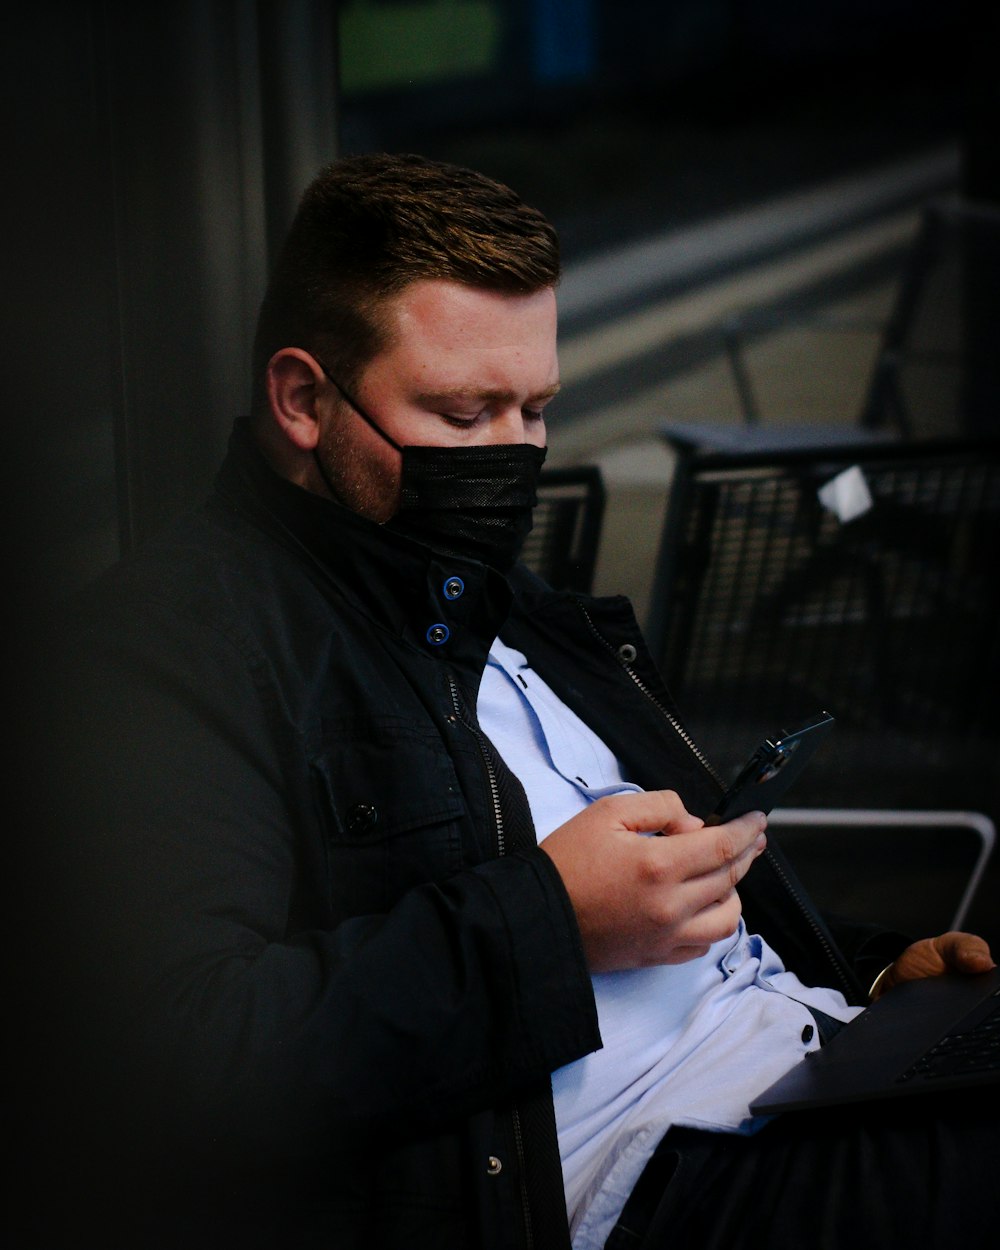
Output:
top-left (521, 465), bottom-right (606, 593)
top-left (647, 435), bottom-right (1000, 820)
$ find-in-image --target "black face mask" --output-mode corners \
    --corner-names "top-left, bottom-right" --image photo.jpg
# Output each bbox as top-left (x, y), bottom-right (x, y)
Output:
top-left (314, 364), bottom-right (547, 571)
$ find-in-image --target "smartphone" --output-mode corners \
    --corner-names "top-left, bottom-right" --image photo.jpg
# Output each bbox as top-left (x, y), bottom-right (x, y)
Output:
top-left (709, 711), bottom-right (834, 822)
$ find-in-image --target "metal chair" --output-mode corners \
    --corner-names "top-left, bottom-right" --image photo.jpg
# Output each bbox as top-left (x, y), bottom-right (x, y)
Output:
top-left (767, 808), bottom-right (995, 937)
top-left (522, 465), bottom-right (606, 593)
top-left (646, 431), bottom-right (1000, 936)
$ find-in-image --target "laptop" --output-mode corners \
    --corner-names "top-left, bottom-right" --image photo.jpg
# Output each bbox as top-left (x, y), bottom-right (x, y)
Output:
top-left (749, 966), bottom-right (1000, 1114)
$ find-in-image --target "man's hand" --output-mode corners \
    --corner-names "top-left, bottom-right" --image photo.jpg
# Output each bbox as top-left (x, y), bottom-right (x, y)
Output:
top-left (538, 790), bottom-right (767, 973)
top-left (869, 931), bottom-right (997, 1000)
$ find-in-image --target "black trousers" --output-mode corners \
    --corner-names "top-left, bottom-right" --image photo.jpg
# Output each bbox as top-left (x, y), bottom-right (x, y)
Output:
top-left (605, 1087), bottom-right (1000, 1250)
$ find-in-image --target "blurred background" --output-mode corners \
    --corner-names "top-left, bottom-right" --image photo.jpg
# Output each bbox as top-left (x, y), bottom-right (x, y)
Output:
top-left (5, 2), bottom-right (997, 943)
top-left (5, 0), bottom-right (989, 590)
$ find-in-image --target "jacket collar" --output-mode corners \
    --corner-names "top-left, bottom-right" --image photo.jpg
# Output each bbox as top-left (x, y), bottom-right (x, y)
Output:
top-left (213, 419), bottom-right (514, 660)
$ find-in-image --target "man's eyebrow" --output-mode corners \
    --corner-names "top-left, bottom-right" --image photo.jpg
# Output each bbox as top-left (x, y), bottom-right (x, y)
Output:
top-left (414, 383), bottom-right (562, 407)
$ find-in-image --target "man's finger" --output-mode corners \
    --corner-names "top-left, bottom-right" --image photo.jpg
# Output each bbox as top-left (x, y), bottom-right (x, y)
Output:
top-left (936, 931), bottom-right (996, 972)
top-left (611, 788), bottom-right (703, 836)
top-left (649, 811), bottom-right (766, 883)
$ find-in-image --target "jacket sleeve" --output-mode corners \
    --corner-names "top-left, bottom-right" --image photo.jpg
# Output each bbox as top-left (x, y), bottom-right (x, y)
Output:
top-left (29, 586), bottom-right (601, 1165)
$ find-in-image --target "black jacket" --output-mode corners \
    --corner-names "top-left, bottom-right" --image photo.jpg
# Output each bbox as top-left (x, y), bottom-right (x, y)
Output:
top-left (19, 423), bottom-right (907, 1249)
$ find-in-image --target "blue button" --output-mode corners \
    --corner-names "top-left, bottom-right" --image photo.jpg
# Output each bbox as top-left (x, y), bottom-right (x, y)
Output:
top-left (443, 576), bottom-right (465, 600)
top-left (426, 623), bottom-right (451, 646)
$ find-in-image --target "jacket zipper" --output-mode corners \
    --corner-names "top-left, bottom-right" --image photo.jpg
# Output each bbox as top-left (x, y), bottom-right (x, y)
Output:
top-left (574, 601), bottom-right (857, 1000)
top-left (760, 844), bottom-right (857, 999)
top-left (510, 1106), bottom-right (533, 1247)
top-left (446, 674), bottom-right (534, 1247)
top-left (448, 674), bottom-right (505, 857)
top-left (574, 603), bottom-right (725, 789)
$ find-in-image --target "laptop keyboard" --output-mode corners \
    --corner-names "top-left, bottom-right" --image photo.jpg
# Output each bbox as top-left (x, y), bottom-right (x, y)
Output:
top-left (895, 989), bottom-right (1000, 1084)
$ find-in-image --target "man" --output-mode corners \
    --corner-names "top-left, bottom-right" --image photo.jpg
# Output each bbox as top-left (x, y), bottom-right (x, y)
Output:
top-left (21, 154), bottom-right (996, 1249)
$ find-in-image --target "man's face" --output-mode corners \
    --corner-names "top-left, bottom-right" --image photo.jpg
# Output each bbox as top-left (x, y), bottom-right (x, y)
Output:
top-left (314, 279), bottom-right (559, 522)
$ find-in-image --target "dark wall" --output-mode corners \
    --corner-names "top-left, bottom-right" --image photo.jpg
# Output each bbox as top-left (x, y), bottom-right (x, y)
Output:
top-left (3, 1), bottom-right (338, 615)
top-left (5, 5), bottom-right (121, 607)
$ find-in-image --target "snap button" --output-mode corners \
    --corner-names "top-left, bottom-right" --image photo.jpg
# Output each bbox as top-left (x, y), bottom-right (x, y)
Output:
top-left (346, 802), bottom-right (378, 833)
top-left (617, 643), bottom-right (638, 663)
top-left (486, 1155), bottom-right (503, 1177)
top-left (801, 1024), bottom-right (815, 1044)
top-left (426, 623), bottom-right (451, 646)
top-left (443, 576), bottom-right (465, 600)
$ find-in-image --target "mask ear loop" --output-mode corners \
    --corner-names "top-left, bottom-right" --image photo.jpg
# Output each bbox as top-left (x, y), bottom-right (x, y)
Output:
top-left (315, 358), bottom-right (404, 452)
top-left (311, 357), bottom-right (404, 504)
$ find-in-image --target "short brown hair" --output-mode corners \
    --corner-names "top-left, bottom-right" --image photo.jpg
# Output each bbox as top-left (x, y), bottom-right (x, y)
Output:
top-left (251, 152), bottom-right (561, 407)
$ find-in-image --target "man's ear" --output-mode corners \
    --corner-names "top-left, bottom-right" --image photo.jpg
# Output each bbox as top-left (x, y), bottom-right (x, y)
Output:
top-left (265, 348), bottom-right (326, 451)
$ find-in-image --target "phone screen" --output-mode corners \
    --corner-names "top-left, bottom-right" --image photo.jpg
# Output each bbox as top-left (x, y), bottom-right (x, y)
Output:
top-left (710, 711), bottom-right (834, 822)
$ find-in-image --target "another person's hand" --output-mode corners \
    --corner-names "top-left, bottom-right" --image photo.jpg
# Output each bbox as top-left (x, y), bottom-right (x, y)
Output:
top-left (869, 931), bottom-right (996, 1000)
top-left (538, 790), bottom-right (767, 973)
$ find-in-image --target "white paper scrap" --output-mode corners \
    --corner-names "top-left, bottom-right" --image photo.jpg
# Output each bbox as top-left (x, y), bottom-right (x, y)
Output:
top-left (817, 465), bottom-right (874, 523)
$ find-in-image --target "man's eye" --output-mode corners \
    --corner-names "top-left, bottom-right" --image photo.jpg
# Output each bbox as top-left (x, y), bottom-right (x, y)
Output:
top-left (440, 413), bottom-right (480, 429)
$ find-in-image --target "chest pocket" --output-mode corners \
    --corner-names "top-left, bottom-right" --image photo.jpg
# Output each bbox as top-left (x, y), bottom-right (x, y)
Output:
top-left (311, 716), bottom-right (467, 916)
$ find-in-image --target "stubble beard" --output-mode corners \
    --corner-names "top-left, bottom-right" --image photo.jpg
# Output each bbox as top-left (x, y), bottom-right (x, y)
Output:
top-left (317, 419), bottom-right (401, 524)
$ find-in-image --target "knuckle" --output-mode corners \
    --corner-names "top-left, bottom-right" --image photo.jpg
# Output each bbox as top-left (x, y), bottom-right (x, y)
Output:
top-left (636, 840), bottom-right (669, 886)
top-left (700, 893), bottom-right (743, 944)
top-left (728, 856), bottom-right (747, 889)
top-left (715, 829), bottom-right (738, 868)
top-left (720, 891), bottom-right (744, 931)
top-left (648, 898), bottom-right (681, 930)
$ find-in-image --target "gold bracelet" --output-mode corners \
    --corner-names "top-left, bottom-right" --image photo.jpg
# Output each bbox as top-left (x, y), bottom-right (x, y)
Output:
top-left (868, 963), bottom-right (895, 1001)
